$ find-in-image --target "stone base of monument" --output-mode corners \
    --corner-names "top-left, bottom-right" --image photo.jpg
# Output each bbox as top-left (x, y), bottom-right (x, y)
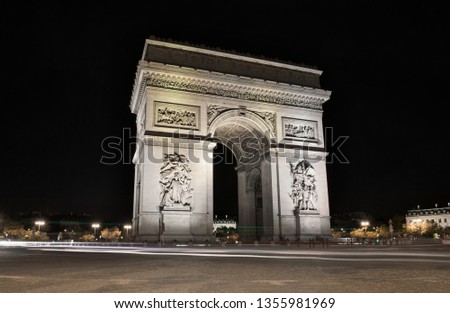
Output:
top-left (162, 205), bottom-right (191, 211)
top-left (282, 213), bottom-right (332, 241)
top-left (133, 211), bottom-right (213, 243)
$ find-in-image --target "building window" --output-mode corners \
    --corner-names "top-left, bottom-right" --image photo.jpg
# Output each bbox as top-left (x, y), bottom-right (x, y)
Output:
top-left (445, 218), bottom-right (448, 223)
top-left (438, 219), bottom-right (442, 223)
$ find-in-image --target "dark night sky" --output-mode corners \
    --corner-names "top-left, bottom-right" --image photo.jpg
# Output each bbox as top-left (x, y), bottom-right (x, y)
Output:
top-left (1, 2), bottom-right (449, 223)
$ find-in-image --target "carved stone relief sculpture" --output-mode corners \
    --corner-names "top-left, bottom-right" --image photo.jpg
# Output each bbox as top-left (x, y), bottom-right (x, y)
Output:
top-left (159, 153), bottom-right (193, 209)
top-left (289, 160), bottom-right (318, 211)
top-left (251, 110), bottom-right (276, 133)
top-left (283, 118), bottom-right (317, 141)
top-left (207, 104), bottom-right (229, 125)
top-left (154, 102), bottom-right (199, 129)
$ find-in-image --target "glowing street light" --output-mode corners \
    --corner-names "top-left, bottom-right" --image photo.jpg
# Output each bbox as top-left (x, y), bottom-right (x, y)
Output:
top-left (361, 221), bottom-right (370, 228)
top-left (361, 221), bottom-right (370, 245)
top-left (124, 225), bottom-right (132, 236)
top-left (92, 223), bottom-right (100, 236)
top-left (35, 220), bottom-right (45, 231)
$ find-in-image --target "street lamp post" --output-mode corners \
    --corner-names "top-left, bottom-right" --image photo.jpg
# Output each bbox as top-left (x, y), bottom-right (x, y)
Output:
top-left (388, 219), bottom-right (394, 240)
top-left (35, 220), bottom-right (45, 232)
top-left (361, 221), bottom-right (369, 244)
top-left (124, 225), bottom-right (131, 238)
top-left (92, 223), bottom-right (100, 237)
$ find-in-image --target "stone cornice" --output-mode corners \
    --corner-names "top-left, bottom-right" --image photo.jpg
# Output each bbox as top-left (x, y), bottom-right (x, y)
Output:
top-left (130, 62), bottom-right (331, 113)
top-left (146, 39), bottom-right (322, 75)
top-left (130, 62), bottom-right (149, 114)
top-left (143, 39), bottom-right (323, 88)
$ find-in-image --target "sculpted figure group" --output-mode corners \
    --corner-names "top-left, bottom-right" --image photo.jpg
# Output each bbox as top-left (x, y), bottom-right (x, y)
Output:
top-left (159, 153), bottom-right (193, 208)
top-left (289, 160), bottom-right (318, 211)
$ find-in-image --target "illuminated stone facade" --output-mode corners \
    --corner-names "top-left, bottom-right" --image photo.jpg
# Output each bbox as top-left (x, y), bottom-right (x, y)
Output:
top-left (129, 39), bottom-right (332, 242)
top-left (406, 205), bottom-right (450, 228)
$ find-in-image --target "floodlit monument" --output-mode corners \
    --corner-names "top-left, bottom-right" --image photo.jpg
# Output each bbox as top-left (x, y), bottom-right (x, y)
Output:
top-left (129, 38), bottom-right (332, 242)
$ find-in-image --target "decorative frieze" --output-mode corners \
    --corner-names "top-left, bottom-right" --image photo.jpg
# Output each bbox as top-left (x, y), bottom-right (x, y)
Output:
top-left (145, 72), bottom-right (326, 110)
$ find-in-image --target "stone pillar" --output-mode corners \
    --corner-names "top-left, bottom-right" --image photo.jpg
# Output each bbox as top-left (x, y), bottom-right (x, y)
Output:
top-left (237, 169), bottom-right (255, 241)
top-left (133, 138), bottom-right (214, 242)
top-left (260, 158), bottom-right (276, 241)
top-left (275, 149), bottom-right (331, 240)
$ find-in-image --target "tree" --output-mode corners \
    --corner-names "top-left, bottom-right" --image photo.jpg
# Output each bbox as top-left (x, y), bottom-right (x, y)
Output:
top-left (365, 230), bottom-right (378, 240)
top-left (100, 226), bottom-right (121, 242)
top-left (2, 224), bottom-right (48, 241)
top-left (213, 226), bottom-right (239, 243)
top-left (405, 221), bottom-right (424, 237)
top-left (349, 228), bottom-right (365, 240)
top-left (423, 223), bottom-right (443, 238)
top-left (349, 227), bottom-right (379, 243)
top-left (405, 221), bottom-right (443, 238)
top-left (3, 224), bottom-right (27, 240)
top-left (443, 226), bottom-right (450, 237)
top-left (390, 215), bottom-right (406, 234)
top-left (376, 225), bottom-right (390, 238)
top-left (80, 234), bottom-right (96, 242)
top-left (331, 229), bottom-right (343, 239)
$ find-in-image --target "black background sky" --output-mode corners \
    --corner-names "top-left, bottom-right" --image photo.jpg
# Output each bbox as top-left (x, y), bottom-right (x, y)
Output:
top-left (1, 2), bottom-right (449, 224)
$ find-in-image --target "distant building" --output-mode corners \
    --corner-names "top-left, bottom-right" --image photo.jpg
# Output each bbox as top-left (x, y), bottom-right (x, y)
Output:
top-left (213, 215), bottom-right (237, 232)
top-left (406, 204), bottom-right (450, 228)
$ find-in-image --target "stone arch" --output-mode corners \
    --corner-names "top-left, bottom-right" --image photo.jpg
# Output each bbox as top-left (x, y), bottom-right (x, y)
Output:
top-left (209, 109), bottom-right (275, 138)
top-left (208, 109), bottom-right (272, 166)
top-left (208, 111), bottom-right (272, 241)
top-left (129, 39), bottom-right (332, 243)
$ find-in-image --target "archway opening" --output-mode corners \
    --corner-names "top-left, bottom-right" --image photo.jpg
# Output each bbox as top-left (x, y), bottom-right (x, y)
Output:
top-left (213, 142), bottom-right (238, 222)
top-left (209, 114), bottom-right (272, 242)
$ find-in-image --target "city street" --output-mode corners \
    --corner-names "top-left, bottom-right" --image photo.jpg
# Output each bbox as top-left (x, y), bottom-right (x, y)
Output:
top-left (1, 244), bottom-right (449, 292)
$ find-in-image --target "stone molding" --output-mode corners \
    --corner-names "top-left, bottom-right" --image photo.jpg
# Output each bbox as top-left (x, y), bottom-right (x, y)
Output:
top-left (130, 62), bottom-right (331, 113)
top-left (146, 72), bottom-right (326, 109)
top-left (207, 104), bottom-right (275, 129)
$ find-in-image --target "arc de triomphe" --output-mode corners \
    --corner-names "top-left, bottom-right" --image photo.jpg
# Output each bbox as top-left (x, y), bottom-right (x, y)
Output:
top-left (129, 39), bottom-right (332, 242)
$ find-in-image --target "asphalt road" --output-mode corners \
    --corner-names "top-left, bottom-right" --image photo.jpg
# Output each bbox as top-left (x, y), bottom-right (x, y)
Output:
top-left (1, 244), bottom-right (449, 292)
